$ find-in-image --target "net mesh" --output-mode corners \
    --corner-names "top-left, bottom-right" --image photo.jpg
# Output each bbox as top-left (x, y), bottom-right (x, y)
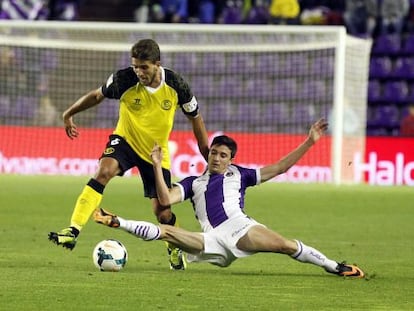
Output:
top-left (0, 22), bottom-right (371, 183)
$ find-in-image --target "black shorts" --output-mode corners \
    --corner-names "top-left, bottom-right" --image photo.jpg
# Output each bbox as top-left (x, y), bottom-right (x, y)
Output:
top-left (101, 134), bottom-right (171, 198)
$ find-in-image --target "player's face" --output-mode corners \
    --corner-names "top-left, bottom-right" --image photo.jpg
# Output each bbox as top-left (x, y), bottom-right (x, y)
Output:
top-left (131, 58), bottom-right (161, 87)
top-left (207, 144), bottom-right (232, 174)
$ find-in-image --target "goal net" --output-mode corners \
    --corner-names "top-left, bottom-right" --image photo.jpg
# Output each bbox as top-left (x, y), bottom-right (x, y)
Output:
top-left (0, 21), bottom-right (371, 184)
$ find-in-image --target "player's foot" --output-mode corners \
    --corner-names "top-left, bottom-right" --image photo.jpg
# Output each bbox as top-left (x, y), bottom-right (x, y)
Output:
top-left (168, 247), bottom-right (187, 270)
top-left (331, 262), bottom-right (365, 278)
top-left (48, 227), bottom-right (78, 250)
top-left (93, 208), bottom-right (120, 228)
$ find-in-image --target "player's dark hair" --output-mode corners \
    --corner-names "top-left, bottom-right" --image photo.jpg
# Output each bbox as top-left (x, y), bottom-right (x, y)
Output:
top-left (211, 135), bottom-right (238, 159)
top-left (131, 39), bottom-right (161, 62)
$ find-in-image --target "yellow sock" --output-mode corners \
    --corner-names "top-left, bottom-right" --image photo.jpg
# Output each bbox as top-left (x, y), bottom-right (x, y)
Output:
top-left (70, 185), bottom-right (103, 231)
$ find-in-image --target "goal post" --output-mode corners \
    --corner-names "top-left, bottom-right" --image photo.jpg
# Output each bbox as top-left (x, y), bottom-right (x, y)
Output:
top-left (0, 21), bottom-right (371, 184)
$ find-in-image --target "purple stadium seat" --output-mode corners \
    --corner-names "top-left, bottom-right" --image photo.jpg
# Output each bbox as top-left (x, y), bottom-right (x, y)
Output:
top-left (173, 53), bottom-right (197, 74)
top-left (257, 54), bottom-right (278, 74)
top-left (369, 57), bottom-right (393, 78)
top-left (405, 82), bottom-right (414, 102)
top-left (204, 100), bottom-right (232, 122)
top-left (233, 102), bottom-right (261, 124)
top-left (366, 127), bottom-right (389, 136)
top-left (368, 80), bottom-right (383, 102)
top-left (275, 54), bottom-right (308, 76)
top-left (368, 105), bottom-right (400, 127)
top-left (217, 78), bottom-right (243, 98)
top-left (299, 80), bottom-right (329, 101)
top-left (228, 53), bottom-right (255, 74)
top-left (262, 103), bottom-right (290, 124)
top-left (199, 0), bottom-right (215, 23)
top-left (10, 96), bottom-right (37, 118)
top-left (243, 78), bottom-right (272, 99)
top-left (9, 96), bottom-right (38, 124)
top-left (0, 95), bottom-right (11, 118)
top-left (383, 81), bottom-right (409, 103)
top-left (310, 56), bottom-right (334, 77)
top-left (274, 78), bottom-right (298, 100)
top-left (372, 34), bottom-right (401, 54)
top-left (94, 100), bottom-right (119, 128)
top-left (245, 6), bottom-right (269, 24)
top-left (291, 104), bottom-right (316, 124)
top-left (190, 75), bottom-right (216, 98)
top-left (200, 53), bottom-right (226, 73)
top-left (117, 52), bottom-right (130, 68)
top-left (402, 34), bottom-right (414, 53)
top-left (40, 50), bottom-right (58, 71)
top-left (391, 57), bottom-right (414, 79)
top-left (222, 6), bottom-right (243, 24)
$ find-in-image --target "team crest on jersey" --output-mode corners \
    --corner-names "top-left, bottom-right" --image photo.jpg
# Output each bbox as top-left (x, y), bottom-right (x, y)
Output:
top-left (104, 147), bottom-right (115, 155)
top-left (225, 172), bottom-right (234, 177)
top-left (161, 100), bottom-right (172, 110)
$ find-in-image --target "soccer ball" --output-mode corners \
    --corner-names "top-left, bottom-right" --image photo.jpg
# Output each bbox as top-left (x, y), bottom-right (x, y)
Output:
top-left (92, 239), bottom-right (128, 272)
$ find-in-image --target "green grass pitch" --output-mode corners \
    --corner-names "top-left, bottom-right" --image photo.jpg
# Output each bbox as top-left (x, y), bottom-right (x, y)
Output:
top-left (0, 174), bottom-right (413, 311)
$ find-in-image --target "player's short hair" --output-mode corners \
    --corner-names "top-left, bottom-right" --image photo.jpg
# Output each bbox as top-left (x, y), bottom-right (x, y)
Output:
top-left (131, 39), bottom-right (161, 62)
top-left (211, 135), bottom-right (238, 159)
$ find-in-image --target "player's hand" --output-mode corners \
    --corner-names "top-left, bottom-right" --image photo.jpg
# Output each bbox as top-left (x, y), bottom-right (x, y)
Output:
top-left (150, 143), bottom-right (162, 165)
top-left (63, 116), bottom-right (79, 140)
top-left (309, 118), bottom-right (328, 143)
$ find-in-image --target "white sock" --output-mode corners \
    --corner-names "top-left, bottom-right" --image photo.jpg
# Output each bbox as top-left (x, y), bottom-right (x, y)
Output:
top-left (118, 217), bottom-right (161, 241)
top-left (291, 240), bottom-right (338, 273)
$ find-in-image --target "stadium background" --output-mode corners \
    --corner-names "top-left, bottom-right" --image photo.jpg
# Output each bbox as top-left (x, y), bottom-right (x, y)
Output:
top-left (0, 0), bottom-right (413, 185)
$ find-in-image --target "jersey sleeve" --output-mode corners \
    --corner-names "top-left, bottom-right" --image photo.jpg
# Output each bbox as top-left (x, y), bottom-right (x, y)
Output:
top-left (164, 68), bottom-right (199, 117)
top-left (175, 176), bottom-right (197, 201)
top-left (101, 67), bottom-right (138, 99)
top-left (235, 165), bottom-right (260, 187)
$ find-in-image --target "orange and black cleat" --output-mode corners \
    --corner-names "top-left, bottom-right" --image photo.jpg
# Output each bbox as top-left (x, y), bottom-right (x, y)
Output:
top-left (333, 262), bottom-right (365, 278)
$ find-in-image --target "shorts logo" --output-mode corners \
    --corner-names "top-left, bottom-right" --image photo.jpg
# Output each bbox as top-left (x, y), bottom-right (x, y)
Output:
top-left (110, 138), bottom-right (120, 145)
top-left (161, 100), bottom-right (172, 110)
top-left (104, 147), bottom-right (115, 155)
top-left (231, 224), bottom-right (249, 237)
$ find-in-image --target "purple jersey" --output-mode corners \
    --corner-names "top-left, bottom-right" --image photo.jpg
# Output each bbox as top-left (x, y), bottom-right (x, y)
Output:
top-left (176, 164), bottom-right (261, 232)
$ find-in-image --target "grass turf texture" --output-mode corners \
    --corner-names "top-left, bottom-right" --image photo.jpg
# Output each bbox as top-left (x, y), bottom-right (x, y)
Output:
top-left (0, 174), bottom-right (413, 311)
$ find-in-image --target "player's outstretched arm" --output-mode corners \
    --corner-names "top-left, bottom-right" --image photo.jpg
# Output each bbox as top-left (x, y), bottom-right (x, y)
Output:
top-left (260, 118), bottom-right (328, 182)
top-left (188, 113), bottom-right (209, 161)
top-left (62, 87), bottom-right (105, 139)
top-left (150, 144), bottom-right (183, 206)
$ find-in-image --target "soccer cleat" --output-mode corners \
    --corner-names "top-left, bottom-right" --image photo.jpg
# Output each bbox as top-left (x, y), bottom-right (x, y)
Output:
top-left (93, 208), bottom-right (120, 228)
top-left (48, 227), bottom-right (78, 250)
top-left (168, 247), bottom-right (187, 270)
top-left (332, 262), bottom-right (365, 278)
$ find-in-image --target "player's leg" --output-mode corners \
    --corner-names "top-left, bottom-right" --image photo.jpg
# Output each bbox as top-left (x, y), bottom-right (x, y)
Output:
top-left (139, 159), bottom-right (187, 270)
top-left (49, 135), bottom-right (127, 250)
top-left (158, 224), bottom-right (204, 254)
top-left (94, 208), bottom-right (204, 254)
top-left (48, 157), bottom-right (120, 250)
top-left (152, 198), bottom-right (188, 270)
top-left (237, 225), bottom-right (364, 278)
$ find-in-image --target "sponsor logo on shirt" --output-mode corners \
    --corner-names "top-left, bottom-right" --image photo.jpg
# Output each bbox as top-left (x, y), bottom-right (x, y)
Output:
top-left (130, 98), bottom-right (142, 111)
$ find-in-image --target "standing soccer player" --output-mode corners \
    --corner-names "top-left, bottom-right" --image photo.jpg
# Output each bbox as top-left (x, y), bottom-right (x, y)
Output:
top-left (94, 119), bottom-right (365, 277)
top-left (48, 38), bottom-right (209, 270)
